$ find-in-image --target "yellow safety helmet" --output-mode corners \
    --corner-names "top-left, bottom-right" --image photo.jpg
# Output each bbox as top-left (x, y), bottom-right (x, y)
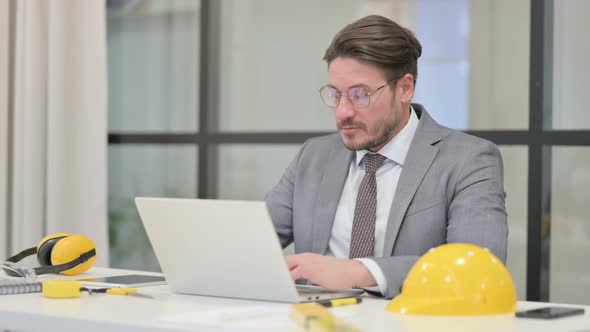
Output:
top-left (386, 243), bottom-right (516, 316)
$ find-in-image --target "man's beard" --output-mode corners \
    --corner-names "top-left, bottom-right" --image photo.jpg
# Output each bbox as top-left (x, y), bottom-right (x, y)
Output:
top-left (338, 117), bottom-right (399, 151)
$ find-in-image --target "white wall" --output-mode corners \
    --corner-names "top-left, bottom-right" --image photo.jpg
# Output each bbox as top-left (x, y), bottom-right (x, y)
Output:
top-left (0, 0), bottom-right (10, 259)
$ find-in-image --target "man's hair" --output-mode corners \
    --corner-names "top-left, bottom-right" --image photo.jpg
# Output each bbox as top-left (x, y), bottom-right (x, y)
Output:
top-left (323, 15), bottom-right (422, 83)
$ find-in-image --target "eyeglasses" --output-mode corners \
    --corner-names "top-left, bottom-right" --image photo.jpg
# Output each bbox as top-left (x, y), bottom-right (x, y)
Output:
top-left (319, 78), bottom-right (397, 109)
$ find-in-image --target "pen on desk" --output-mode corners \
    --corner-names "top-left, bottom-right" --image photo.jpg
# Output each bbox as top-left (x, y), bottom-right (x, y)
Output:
top-left (317, 297), bottom-right (362, 307)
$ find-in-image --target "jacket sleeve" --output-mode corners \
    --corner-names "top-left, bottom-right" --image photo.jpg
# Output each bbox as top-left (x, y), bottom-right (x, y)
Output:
top-left (265, 140), bottom-right (309, 248)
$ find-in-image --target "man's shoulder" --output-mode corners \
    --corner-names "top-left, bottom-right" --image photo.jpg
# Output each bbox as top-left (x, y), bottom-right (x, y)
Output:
top-left (416, 120), bottom-right (502, 179)
top-left (294, 133), bottom-right (349, 166)
top-left (416, 108), bottom-right (498, 155)
top-left (412, 117), bottom-right (499, 176)
top-left (303, 133), bottom-right (343, 149)
top-left (428, 129), bottom-right (502, 171)
top-left (442, 129), bottom-right (498, 152)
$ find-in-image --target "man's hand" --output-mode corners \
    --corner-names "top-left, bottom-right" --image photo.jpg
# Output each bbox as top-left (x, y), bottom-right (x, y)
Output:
top-left (286, 253), bottom-right (377, 290)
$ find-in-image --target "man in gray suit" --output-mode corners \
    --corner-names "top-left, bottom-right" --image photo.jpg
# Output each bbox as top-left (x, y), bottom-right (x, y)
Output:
top-left (265, 15), bottom-right (507, 299)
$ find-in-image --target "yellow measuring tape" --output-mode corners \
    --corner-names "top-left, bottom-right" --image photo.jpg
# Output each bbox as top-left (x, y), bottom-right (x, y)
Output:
top-left (42, 280), bottom-right (138, 299)
top-left (291, 303), bottom-right (360, 332)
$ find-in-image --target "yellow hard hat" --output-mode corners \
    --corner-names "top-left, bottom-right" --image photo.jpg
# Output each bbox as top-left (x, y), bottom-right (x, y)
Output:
top-left (386, 243), bottom-right (516, 316)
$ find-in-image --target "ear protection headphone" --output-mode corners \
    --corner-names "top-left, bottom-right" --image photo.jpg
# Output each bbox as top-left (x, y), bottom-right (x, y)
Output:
top-left (3, 233), bottom-right (97, 277)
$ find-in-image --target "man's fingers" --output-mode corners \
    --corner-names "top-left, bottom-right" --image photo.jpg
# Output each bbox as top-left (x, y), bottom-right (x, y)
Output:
top-left (286, 254), bottom-right (301, 269)
top-left (286, 253), bottom-right (314, 269)
top-left (289, 265), bottom-right (306, 281)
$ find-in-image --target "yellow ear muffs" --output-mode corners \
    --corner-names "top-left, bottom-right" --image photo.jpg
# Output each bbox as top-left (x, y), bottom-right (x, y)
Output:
top-left (3, 233), bottom-right (97, 277)
top-left (49, 234), bottom-right (97, 275)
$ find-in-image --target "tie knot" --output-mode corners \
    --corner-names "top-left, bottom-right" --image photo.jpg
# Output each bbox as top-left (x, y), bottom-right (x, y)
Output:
top-left (363, 153), bottom-right (386, 173)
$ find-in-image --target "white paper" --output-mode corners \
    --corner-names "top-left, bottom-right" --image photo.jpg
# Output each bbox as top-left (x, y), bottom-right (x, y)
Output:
top-left (161, 305), bottom-right (298, 330)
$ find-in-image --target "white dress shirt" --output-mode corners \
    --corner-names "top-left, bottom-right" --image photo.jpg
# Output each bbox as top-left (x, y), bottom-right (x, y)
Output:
top-left (325, 107), bottom-right (419, 295)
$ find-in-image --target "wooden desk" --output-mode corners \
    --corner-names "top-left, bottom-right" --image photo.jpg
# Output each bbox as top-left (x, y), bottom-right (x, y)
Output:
top-left (0, 268), bottom-right (588, 332)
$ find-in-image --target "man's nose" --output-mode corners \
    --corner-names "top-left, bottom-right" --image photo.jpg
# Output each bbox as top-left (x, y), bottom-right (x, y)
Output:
top-left (334, 96), bottom-right (356, 121)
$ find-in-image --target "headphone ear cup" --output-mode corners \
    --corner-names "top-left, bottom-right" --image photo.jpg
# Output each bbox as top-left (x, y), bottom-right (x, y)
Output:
top-left (37, 235), bottom-right (69, 266)
top-left (51, 234), bottom-right (97, 276)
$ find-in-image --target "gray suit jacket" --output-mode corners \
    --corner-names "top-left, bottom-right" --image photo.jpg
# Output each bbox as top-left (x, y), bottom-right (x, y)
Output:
top-left (265, 103), bottom-right (507, 299)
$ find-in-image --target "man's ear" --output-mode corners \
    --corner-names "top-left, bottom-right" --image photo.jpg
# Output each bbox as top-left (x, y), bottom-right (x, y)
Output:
top-left (397, 73), bottom-right (415, 103)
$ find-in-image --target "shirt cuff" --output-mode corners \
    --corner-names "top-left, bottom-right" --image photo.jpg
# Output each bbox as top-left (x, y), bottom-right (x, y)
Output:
top-left (356, 258), bottom-right (387, 295)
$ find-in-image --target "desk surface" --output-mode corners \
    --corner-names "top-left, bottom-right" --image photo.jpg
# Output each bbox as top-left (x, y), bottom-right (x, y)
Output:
top-left (0, 267), bottom-right (588, 332)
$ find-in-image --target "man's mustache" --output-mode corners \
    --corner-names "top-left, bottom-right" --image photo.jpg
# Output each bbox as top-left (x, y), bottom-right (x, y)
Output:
top-left (337, 120), bottom-right (366, 130)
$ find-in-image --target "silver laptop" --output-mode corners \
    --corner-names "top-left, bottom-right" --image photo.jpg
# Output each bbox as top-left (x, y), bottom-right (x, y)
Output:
top-left (135, 197), bottom-right (363, 303)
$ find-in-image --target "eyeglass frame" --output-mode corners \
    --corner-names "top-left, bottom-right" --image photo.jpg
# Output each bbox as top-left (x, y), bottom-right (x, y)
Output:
top-left (318, 77), bottom-right (400, 109)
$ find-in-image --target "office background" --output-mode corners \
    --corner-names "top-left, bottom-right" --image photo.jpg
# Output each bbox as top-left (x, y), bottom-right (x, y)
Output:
top-left (2, 0), bottom-right (590, 305)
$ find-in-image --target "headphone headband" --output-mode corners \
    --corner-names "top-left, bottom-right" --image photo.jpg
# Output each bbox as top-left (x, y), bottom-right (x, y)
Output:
top-left (33, 248), bottom-right (96, 275)
top-left (5, 247), bottom-right (37, 264)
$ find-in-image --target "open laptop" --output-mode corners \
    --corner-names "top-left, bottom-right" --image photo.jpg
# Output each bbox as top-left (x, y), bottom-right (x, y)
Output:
top-left (135, 197), bottom-right (364, 303)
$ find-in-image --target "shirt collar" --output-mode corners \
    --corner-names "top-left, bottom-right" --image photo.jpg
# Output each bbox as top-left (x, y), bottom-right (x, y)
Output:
top-left (355, 105), bottom-right (420, 167)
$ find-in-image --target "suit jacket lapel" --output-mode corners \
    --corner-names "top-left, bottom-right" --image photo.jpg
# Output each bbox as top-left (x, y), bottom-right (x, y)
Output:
top-left (382, 106), bottom-right (447, 255)
top-left (311, 141), bottom-right (354, 255)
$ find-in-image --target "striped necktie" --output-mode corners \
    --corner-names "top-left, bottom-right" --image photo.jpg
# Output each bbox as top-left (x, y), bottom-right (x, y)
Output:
top-left (349, 153), bottom-right (387, 259)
